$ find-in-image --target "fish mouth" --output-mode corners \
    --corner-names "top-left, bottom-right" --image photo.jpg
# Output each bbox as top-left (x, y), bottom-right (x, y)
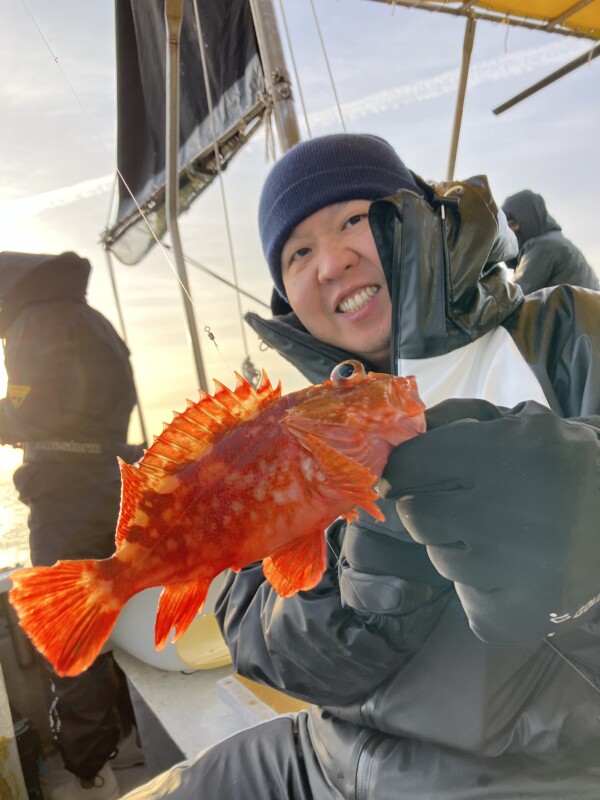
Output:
top-left (337, 285), bottom-right (379, 313)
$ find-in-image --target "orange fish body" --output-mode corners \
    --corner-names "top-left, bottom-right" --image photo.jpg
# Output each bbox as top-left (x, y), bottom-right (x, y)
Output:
top-left (9, 360), bottom-right (425, 677)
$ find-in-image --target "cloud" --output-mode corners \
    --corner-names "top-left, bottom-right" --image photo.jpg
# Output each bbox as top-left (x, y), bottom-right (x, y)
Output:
top-left (0, 173), bottom-right (113, 220)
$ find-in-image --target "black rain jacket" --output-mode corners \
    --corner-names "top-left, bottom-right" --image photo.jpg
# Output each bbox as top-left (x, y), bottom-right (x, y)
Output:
top-left (0, 251), bottom-right (139, 565)
top-left (215, 177), bottom-right (600, 799)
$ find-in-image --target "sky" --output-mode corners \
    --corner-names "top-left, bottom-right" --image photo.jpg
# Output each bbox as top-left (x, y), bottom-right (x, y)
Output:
top-left (1, 0), bottom-right (599, 482)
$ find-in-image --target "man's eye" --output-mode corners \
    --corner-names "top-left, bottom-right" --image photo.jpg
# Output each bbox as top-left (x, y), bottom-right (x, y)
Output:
top-left (344, 214), bottom-right (366, 229)
top-left (291, 246), bottom-right (311, 262)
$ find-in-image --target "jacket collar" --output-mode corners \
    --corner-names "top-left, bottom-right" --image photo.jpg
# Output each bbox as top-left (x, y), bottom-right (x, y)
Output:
top-left (245, 177), bottom-right (523, 383)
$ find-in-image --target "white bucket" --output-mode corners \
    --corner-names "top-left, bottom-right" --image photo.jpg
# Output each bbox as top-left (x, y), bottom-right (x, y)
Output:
top-left (108, 572), bottom-right (231, 671)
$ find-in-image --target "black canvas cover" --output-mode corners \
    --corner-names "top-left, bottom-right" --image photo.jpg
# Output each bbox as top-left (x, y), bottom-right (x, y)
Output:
top-left (102, 0), bottom-right (266, 265)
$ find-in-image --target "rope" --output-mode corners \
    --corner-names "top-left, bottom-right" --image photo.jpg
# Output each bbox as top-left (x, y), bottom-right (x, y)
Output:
top-left (278, 0), bottom-right (312, 136)
top-left (308, 0), bottom-right (346, 132)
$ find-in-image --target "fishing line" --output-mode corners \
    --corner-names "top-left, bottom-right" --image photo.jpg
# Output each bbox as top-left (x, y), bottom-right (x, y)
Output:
top-left (192, 0), bottom-right (252, 374)
top-left (18, 0), bottom-right (107, 157)
top-left (17, 0), bottom-right (241, 373)
top-left (544, 635), bottom-right (600, 696)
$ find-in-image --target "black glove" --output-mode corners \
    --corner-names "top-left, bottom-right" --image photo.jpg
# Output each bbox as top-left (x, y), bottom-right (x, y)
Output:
top-left (381, 398), bottom-right (600, 644)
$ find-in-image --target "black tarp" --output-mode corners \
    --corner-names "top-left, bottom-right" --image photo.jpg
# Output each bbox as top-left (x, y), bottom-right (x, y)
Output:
top-left (102, 0), bottom-right (266, 265)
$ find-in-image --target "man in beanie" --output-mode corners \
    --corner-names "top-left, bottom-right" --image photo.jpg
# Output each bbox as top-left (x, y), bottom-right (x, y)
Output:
top-left (501, 188), bottom-right (599, 294)
top-left (121, 134), bottom-right (600, 799)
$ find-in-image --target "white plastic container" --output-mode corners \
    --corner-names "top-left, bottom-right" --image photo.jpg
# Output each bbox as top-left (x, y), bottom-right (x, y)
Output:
top-left (108, 573), bottom-right (231, 671)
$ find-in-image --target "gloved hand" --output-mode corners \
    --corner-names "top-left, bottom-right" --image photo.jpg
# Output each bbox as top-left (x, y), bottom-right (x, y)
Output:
top-left (381, 398), bottom-right (600, 644)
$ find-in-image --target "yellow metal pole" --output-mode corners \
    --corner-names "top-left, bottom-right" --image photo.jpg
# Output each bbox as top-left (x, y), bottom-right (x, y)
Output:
top-left (446, 17), bottom-right (476, 182)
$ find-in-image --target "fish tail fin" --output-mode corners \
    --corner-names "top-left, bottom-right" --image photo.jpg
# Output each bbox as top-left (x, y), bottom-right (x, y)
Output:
top-left (9, 560), bottom-right (123, 677)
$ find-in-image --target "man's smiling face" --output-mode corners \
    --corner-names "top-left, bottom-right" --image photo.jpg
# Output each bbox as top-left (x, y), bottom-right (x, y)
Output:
top-left (281, 199), bottom-right (392, 370)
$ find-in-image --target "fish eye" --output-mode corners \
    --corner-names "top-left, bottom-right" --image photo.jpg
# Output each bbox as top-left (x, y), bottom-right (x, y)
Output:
top-left (331, 360), bottom-right (365, 387)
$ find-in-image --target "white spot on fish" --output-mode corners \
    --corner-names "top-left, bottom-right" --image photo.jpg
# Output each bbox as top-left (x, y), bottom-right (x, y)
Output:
top-left (132, 509), bottom-right (150, 527)
top-left (301, 457), bottom-right (316, 482)
top-left (271, 489), bottom-right (289, 505)
top-left (155, 475), bottom-right (182, 494)
top-left (254, 482), bottom-right (267, 502)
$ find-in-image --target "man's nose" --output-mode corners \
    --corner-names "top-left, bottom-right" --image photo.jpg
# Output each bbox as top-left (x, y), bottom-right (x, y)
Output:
top-left (317, 239), bottom-right (358, 283)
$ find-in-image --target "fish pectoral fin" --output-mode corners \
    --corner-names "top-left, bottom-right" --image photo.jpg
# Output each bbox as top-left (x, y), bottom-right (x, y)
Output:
top-left (263, 531), bottom-right (327, 598)
top-left (291, 431), bottom-right (384, 522)
top-left (155, 579), bottom-right (212, 650)
top-left (285, 416), bottom-right (369, 462)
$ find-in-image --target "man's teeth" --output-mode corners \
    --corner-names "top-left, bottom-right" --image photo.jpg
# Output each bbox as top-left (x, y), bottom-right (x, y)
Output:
top-left (338, 285), bottom-right (379, 313)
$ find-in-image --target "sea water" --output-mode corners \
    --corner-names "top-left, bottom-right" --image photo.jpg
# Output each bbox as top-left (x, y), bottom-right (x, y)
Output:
top-left (0, 480), bottom-right (30, 571)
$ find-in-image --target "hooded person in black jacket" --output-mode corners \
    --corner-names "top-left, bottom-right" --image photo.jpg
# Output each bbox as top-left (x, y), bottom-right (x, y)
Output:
top-left (501, 189), bottom-right (599, 294)
top-left (119, 134), bottom-right (600, 800)
top-left (0, 251), bottom-right (145, 799)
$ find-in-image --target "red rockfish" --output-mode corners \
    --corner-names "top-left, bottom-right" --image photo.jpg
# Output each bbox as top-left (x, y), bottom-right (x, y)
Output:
top-left (9, 360), bottom-right (425, 677)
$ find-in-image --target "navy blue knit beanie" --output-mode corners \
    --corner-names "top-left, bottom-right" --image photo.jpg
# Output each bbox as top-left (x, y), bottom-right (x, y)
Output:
top-left (259, 133), bottom-right (424, 299)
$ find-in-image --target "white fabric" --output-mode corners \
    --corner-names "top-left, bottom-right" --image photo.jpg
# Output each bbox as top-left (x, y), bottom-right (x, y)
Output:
top-left (398, 327), bottom-right (550, 409)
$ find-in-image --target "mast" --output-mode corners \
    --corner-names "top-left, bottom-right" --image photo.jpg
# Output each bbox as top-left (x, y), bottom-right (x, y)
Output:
top-left (248, 0), bottom-right (301, 153)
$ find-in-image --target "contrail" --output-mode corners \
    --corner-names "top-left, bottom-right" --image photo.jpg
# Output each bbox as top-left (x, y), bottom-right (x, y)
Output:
top-left (0, 174), bottom-right (113, 220)
top-left (309, 40), bottom-right (587, 128)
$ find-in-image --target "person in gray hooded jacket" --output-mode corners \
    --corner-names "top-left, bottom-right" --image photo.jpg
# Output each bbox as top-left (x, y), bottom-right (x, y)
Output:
top-left (501, 189), bottom-right (599, 294)
top-left (119, 134), bottom-right (600, 800)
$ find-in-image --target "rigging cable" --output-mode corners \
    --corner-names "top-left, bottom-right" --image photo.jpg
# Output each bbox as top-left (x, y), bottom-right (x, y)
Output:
top-left (164, 246), bottom-right (271, 311)
top-left (308, 0), bottom-right (347, 131)
top-left (192, 0), bottom-right (258, 382)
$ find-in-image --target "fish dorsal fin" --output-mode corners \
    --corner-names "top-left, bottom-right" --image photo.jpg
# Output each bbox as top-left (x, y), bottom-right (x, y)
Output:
top-left (115, 371), bottom-right (281, 548)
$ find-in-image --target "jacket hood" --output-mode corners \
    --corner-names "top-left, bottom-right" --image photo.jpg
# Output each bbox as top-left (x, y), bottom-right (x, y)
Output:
top-left (0, 251), bottom-right (90, 336)
top-left (373, 174), bottom-right (522, 361)
top-left (246, 175), bottom-right (522, 382)
top-left (501, 190), bottom-right (561, 245)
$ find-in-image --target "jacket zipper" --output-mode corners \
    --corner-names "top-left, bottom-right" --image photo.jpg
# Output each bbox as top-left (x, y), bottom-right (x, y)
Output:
top-left (355, 733), bottom-right (385, 800)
